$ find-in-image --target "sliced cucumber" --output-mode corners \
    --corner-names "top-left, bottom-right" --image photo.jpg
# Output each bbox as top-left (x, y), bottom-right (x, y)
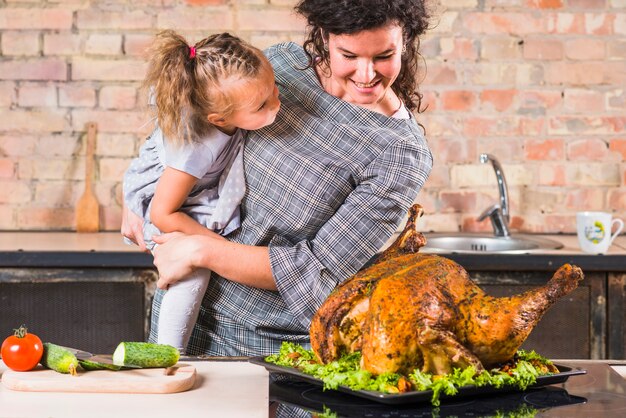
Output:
top-left (112, 342), bottom-right (179, 368)
top-left (78, 359), bottom-right (122, 371)
top-left (41, 343), bottom-right (78, 376)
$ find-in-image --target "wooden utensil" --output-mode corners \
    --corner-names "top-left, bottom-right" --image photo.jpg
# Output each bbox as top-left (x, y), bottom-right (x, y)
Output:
top-left (76, 122), bottom-right (100, 233)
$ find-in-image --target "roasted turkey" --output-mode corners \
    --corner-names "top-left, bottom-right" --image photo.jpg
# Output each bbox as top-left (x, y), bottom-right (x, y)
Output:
top-left (310, 205), bottom-right (583, 376)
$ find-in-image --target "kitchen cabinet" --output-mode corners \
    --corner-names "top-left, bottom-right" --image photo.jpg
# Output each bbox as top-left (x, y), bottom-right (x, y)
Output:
top-left (1, 232), bottom-right (625, 359)
top-left (469, 270), bottom-right (605, 359)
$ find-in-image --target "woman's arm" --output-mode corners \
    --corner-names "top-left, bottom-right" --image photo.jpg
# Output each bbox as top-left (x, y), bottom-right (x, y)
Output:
top-left (152, 232), bottom-right (274, 290)
top-left (151, 167), bottom-right (223, 239)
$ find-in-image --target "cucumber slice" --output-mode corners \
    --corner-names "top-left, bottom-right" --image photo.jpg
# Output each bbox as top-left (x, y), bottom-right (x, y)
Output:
top-left (78, 359), bottom-right (122, 371)
top-left (41, 343), bottom-right (78, 375)
top-left (112, 342), bottom-right (179, 368)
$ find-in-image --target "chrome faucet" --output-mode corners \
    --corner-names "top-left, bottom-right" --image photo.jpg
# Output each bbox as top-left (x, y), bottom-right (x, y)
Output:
top-left (477, 153), bottom-right (510, 237)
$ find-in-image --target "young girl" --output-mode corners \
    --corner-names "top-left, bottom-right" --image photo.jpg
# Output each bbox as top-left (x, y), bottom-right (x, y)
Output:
top-left (123, 30), bottom-right (280, 353)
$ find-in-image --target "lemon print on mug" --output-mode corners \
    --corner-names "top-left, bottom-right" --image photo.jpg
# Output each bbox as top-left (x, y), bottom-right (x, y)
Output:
top-left (584, 221), bottom-right (605, 244)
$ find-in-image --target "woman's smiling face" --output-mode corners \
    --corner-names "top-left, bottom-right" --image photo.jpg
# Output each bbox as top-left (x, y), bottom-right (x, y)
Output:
top-left (324, 22), bottom-right (404, 108)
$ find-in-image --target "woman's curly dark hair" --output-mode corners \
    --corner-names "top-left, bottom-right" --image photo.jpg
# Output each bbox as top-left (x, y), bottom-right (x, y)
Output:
top-left (294, 0), bottom-right (430, 112)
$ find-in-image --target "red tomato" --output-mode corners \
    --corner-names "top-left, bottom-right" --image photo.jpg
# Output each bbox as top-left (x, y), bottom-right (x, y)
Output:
top-left (1, 325), bottom-right (44, 371)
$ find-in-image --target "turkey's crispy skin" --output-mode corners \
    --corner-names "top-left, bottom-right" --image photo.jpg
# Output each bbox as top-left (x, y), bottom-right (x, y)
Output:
top-left (310, 204), bottom-right (584, 376)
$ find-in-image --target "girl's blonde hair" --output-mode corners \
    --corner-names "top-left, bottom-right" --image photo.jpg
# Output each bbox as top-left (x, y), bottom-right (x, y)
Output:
top-left (143, 30), bottom-right (270, 146)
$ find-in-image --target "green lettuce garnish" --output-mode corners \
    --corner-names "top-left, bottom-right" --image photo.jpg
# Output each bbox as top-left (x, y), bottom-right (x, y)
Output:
top-left (265, 342), bottom-right (555, 407)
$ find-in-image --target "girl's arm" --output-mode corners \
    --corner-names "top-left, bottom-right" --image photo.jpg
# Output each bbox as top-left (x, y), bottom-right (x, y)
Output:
top-left (152, 232), bottom-right (275, 290)
top-left (150, 167), bottom-right (224, 239)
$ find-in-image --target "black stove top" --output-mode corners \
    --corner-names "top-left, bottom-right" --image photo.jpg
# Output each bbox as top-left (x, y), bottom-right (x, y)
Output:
top-left (269, 362), bottom-right (626, 417)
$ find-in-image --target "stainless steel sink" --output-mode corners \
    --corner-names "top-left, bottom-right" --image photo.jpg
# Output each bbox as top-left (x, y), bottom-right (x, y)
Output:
top-left (423, 234), bottom-right (563, 254)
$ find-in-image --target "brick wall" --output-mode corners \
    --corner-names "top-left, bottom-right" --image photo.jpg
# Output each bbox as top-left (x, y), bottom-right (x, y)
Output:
top-left (0, 0), bottom-right (624, 234)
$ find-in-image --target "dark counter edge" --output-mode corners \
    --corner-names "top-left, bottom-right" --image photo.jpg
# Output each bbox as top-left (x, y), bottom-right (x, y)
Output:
top-left (365, 253), bottom-right (626, 272)
top-left (0, 251), bottom-right (154, 268)
top-left (1, 251), bottom-right (625, 271)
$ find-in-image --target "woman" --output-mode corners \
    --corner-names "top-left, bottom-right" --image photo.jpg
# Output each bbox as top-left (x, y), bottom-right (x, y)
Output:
top-left (122, 0), bottom-right (432, 356)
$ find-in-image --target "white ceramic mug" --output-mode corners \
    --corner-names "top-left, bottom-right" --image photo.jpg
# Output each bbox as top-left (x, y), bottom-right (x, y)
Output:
top-left (576, 211), bottom-right (624, 254)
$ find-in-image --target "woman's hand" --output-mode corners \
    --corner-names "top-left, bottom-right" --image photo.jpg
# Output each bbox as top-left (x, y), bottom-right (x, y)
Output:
top-left (152, 232), bottom-right (205, 289)
top-left (121, 204), bottom-right (148, 252)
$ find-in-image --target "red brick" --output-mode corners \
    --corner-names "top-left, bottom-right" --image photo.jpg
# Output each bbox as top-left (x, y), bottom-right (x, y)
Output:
top-left (585, 13), bottom-right (615, 35)
top-left (37, 135), bottom-right (81, 157)
top-left (424, 63), bottom-right (458, 85)
top-left (16, 207), bottom-right (75, 230)
top-left (616, 14), bottom-right (626, 35)
top-left (478, 139), bottom-right (524, 162)
top-left (0, 82), bottom-right (16, 107)
top-left (99, 86), bottom-right (138, 110)
top-left (544, 62), bottom-right (606, 85)
top-left (0, 205), bottom-right (15, 229)
top-left (547, 13), bottom-right (586, 34)
top-left (563, 89), bottom-right (605, 112)
top-left (429, 137), bottom-right (475, 163)
top-left (0, 109), bottom-right (68, 132)
top-left (463, 117), bottom-right (522, 137)
top-left (549, 116), bottom-right (625, 135)
top-left (0, 159), bottom-right (15, 179)
top-left (0, 136), bottom-right (37, 156)
top-left (523, 39), bottom-right (564, 60)
top-left (101, 206), bottom-right (122, 232)
top-left (480, 37), bottom-right (522, 60)
top-left (440, 191), bottom-right (482, 213)
top-left (419, 91), bottom-right (437, 112)
top-left (565, 38), bottom-right (605, 60)
top-left (520, 118), bottom-right (546, 136)
top-left (59, 85), bottom-right (97, 108)
top-left (566, 162), bottom-right (621, 185)
top-left (519, 90), bottom-right (562, 112)
top-left (0, 58), bottom-right (67, 81)
top-left (608, 189), bottom-right (626, 211)
top-left (18, 84), bottom-right (58, 107)
top-left (565, 188), bottom-right (606, 210)
top-left (440, 38), bottom-right (477, 61)
top-left (72, 58), bottom-right (146, 81)
top-left (568, 0), bottom-right (607, 7)
top-left (441, 90), bottom-right (475, 111)
top-left (463, 13), bottom-right (544, 35)
top-left (609, 105), bottom-right (626, 134)
top-left (85, 34), bottom-right (123, 55)
top-left (526, 0), bottom-right (564, 9)
top-left (124, 34), bottom-right (153, 57)
top-left (184, 0), bottom-right (227, 4)
top-left (524, 138), bottom-right (565, 160)
top-left (71, 110), bottom-right (147, 133)
top-left (537, 163), bottom-right (566, 186)
top-left (77, 10), bottom-right (153, 30)
top-left (0, 180), bottom-right (31, 203)
top-left (568, 138), bottom-right (610, 161)
top-left (158, 9), bottom-right (234, 31)
top-left (43, 34), bottom-right (82, 56)
top-left (0, 9), bottom-right (72, 30)
top-left (1, 31), bottom-right (40, 56)
top-left (100, 157), bottom-right (133, 181)
top-left (237, 9), bottom-right (305, 31)
top-left (609, 139), bottom-right (626, 160)
top-left (480, 89), bottom-right (516, 112)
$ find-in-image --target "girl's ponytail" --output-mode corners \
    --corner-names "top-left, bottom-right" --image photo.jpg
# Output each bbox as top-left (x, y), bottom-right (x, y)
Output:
top-left (143, 30), bottom-right (198, 146)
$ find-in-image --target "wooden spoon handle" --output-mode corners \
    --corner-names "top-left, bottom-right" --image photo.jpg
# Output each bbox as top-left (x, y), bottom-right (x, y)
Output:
top-left (85, 122), bottom-right (97, 189)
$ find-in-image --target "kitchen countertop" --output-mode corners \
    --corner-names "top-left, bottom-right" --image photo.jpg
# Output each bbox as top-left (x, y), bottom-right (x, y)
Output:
top-left (1, 358), bottom-right (623, 418)
top-left (1, 232), bottom-right (626, 271)
top-left (0, 359), bottom-right (269, 418)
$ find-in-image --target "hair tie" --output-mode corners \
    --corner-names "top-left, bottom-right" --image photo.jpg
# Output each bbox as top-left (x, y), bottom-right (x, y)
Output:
top-left (189, 45), bottom-right (196, 59)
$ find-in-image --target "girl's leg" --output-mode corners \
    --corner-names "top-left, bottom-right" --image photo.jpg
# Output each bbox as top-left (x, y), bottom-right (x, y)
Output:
top-left (156, 268), bottom-right (211, 353)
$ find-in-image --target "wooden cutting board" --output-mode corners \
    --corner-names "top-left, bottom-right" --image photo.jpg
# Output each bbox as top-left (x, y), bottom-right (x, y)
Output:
top-left (1, 363), bottom-right (196, 394)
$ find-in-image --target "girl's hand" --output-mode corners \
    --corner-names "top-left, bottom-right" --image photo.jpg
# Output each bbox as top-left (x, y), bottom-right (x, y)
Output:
top-left (152, 232), bottom-right (203, 289)
top-left (121, 204), bottom-right (148, 252)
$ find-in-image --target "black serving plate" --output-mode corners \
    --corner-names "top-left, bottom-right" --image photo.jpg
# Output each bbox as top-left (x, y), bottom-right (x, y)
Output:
top-left (249, 356), bottom-right (587, 405)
